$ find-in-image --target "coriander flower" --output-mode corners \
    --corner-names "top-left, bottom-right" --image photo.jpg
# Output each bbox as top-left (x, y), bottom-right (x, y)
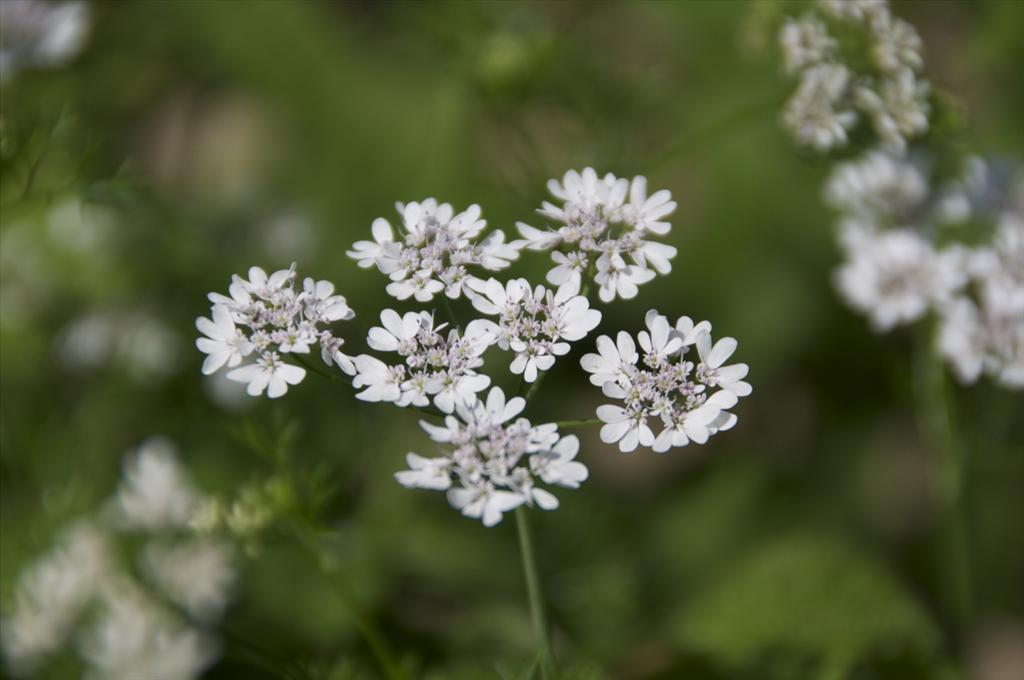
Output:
top-left (1, 523), bottom-right (110, 675)
top-left (196, 264), bottom-right (356, 399)
top-left (347, 199), bottom-right (518, 301)
top-left (394, 387), bottom-right (587, 526)
top-left (855, 69), bottom-right (930, 153)
top-left (582, 310), bottom-right (750, 453)
top-left (352, 310), bottom-right (496, 412)
top-left (469, 277), bottom-right (601, 382)
top-left (779, 15), bottom-right (835, 75)
top-left (0, 0), bottom-right (90, 83)
top-left (512, 168), bottom-right (678, 301)
top-left (824, 150), bottom-right (928, 223)
top-left (835, 229), bottom-right (966, 331)
top-left (113, 438), bottom-right (198, 531)
top-left (782, 62), bottom-right (858, 152)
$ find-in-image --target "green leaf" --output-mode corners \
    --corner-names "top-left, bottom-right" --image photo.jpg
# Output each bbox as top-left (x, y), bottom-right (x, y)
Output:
top-left (673, 533), bottom-right (941, 677)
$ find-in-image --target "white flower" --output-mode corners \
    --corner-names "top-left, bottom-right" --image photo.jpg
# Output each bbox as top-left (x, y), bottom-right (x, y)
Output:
top-left (855, 69), bottom-right (930, 152)
top-left (395, 453), bottom-right (452, 490)
top-left (142, 539), bottom-right (235, 623)
top-left (198, 263), bottom-right (355, 394)
top-left (871, 12), bottom-right (923, 73)
top-left (783, 62), bottom-right (858, 151)
top-left (447, 483), bottom-right (525, 528)
top-left (597, 401), bottom-right (655, 453)
top-left (347, 199), bottom-right (517, 301)
top-left (1, 523), bottom-right (110, 675)
top-left (354, 310), bottom-right (496, 412)
top-left (395, 387), bottom-right (586, 526)
top-left (779, 15), bottom-right (836, 75)
top-left (81, 585), bottom-right (216, 680)
top-left (938, 216), bottom-right (1024, 389)
top-left (835, 229), bottom-right (966, 331)
top-left (695, 332), bottom-right (752, 397)
top-left (824, 150), bottom-right (928, 222)
top-left (817, 0), bottom-right (888, 24)
top-left (513, 168), bottom-right (678, 300)
top-left (227, 351), bottom-right (306, 398)
top-left (580, 331), bottom-right (639, 387)
top-left (470, 278), bottom-right (601, 382)
top-left (114, 439), bottom-right (197, 531)
top-left (585, 310), bottom-right (750, 453)
top-left (529, 435), bottom-right (588, 488)
top-left (195, 305), bottom-right (253, 375)
top-left (0, 0), bottom-right (90, 83)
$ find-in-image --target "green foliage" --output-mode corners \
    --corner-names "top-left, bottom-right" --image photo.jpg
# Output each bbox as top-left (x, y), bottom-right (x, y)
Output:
top-left (674, 533), bottom-right (942, 679)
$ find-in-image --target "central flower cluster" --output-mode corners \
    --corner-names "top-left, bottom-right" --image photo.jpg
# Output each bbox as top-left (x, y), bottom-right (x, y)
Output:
top-left (513, 168), bottom-right (678, 302)
top-left (395, 388), bottom-right (587, 526)
top-left (352, 310), bottom-right (496, 413)
top-left (347, 199), bottom-right (518, 302)
top-left (196, 265), bottom-right (355, 398)
top-left (470, 278), bottom-right (601, 382)
top-left (582, 310), bottom-right (751, 452)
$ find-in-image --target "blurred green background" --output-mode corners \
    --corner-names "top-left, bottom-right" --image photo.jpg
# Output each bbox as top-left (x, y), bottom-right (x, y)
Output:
top-left (2, 1), bottom-right (1023, 678)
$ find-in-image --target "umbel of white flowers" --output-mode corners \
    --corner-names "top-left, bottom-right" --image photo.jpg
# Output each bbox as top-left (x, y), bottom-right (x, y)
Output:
top-left (395, 387), bottom-right (588, 527)
top-left (1, 439), bottom-right (234, 679)
top-left (514, 168), bottom-right (679, 302)
top-left (196, 263), bottom-right (356, 398)
top-left (582, 310), bottom-right (751, 452)
top-left (779, 0), bottom-right (929, 153)
top-left (776, 0), bottom-right (1024, 390)
top-left (196, 169), bottom-right (753, 524)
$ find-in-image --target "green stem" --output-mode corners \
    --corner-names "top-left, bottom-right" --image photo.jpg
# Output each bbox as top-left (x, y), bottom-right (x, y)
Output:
top-left (295, 525), bottom-right (407, 680)
top-left (515, 506), bottom-right (553, 679)
top-left (523, 371), bottom-right (548, 403)
top-left (912, 330), bottom-right (973, 630)
top-left (553, 418), bottom-right (602, 429)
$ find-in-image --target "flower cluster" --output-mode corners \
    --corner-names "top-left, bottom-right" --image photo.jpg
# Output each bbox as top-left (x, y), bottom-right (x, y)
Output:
top-left (582, 311), bottom-right (751, 452)
top-left (937, 214), bottom-right (1024, 388)
top-left (196, 264), bottom-right (355, 398)
top-left (352, 310), bottom-right (496, 413)
top-left (469, 277), bottom-right (601, 382)
top-left (347, 199), bottom-right (518, 302)
top-left (395, 388), bottom-right (587, 526)
top-left (824, 151), bottom-right (1023, 387)
top-left (780, 0), bottom-right (929, 152)
top-left (514, 168), bottom-right (678, 302)
top-left (1, 439), bottom-right (235, 679)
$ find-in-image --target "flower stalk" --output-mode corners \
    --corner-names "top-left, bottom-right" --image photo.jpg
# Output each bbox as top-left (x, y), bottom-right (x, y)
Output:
top-left (515, 506), bottom-right (553, 680)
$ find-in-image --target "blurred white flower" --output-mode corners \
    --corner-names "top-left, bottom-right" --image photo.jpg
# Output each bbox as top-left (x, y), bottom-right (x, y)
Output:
top-left (582, 310), bottom-right (749, 453)
top-left (113, 438), bottom-right (198, 531)
top-left (469, 277), bottom-right (601, 382)
top-left (779, 15), bottom-right (835, 75)
top-left (353, 310), bottom-right (495, 412)
top-left (0, 0), bottom-right (90, 83)
top-left (835, 229), bottom-right (966, 331)
top-left (871, 12), bottom-right (923, 73)
top-left (198, 263), bottom-right (356, 397)
top-left (817, 0), bottom-right (888, 24)
top-left (142, 539), bottom-right (235, 622)
top-left (782, 63), bottom-right (857, 152)
top-left (855, 69), bottom-right (930, 153)
top-left (81, 584), bottom-right (217, 680)
top-left (512, 168), bottom-right (677, 300)
top-left (938, 215), bottom-right (1024, 389)
top-left (824, 150), bottom-right (928, 223)
top-left (1, 523), bottom-right (110, 676)
top-left (395, 387), bottom-right (585, 526)
top-left (347, 199), bottom-right (518, 301)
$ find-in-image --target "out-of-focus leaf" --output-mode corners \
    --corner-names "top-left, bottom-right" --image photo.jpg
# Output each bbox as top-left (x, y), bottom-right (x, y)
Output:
top-left (672, 533), bottom-right (941, 677)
